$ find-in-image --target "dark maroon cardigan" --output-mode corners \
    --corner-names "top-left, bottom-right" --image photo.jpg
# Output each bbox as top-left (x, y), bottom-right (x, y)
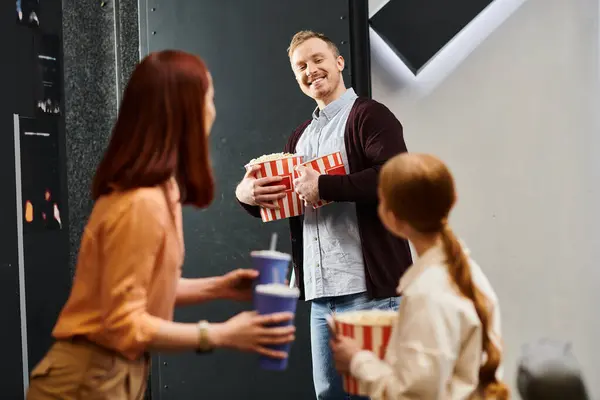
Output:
top-left (240, 97), bottom-right (413, 300)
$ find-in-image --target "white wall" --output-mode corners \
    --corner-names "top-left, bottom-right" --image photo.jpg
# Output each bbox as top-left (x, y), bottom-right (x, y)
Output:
top-left (369, 0), bottom-right (600, 397)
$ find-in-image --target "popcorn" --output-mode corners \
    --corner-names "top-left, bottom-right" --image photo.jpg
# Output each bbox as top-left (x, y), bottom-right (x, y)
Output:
top-left (334, 310), bottom-right (397, 396)
top-left (299, 152), bottom-right (346, 208)
top-left (247, 152), bottom-right (296, 165)
top-left (245, 154), bottom-right (304, 222)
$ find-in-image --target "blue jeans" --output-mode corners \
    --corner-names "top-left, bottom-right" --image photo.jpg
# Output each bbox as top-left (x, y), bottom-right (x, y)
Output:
top-left (311, 292), bottom-right (400, 400)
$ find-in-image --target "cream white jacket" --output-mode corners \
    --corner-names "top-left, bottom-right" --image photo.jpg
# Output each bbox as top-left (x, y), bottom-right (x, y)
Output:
top-left (349, 243), bottom-right (503, 400)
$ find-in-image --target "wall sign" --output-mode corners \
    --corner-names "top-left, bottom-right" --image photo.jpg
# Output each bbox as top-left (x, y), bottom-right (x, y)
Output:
top-left (370, 0), bottom-right (493, 74)
top-left (18, 116), bottom-right (63, 233)
top-left (369, 0), bottom-right (526, 96)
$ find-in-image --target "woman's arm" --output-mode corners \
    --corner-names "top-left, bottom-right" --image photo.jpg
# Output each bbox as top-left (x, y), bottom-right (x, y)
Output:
top-left (97, 196), bottom-right (171, 360)
top-left (148, 311), bottom-right (295, 358)
top-left (175, 276), bottom-right (225, 306)
top-left (176, 268), bottom-right (258, 306)
top-left (98, 196), bottom-right (294, 359)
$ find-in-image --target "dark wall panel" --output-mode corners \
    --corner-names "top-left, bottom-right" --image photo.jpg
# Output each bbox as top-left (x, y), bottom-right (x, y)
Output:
top-left (23, 0), bottom-right (72, 375)
top-left (141, 0), bottom-right (352, 399)
top-left (1, 0), bottom-right (71, 397)
top-left (0, 2), bottom-right (25, 397)
top-left (0, 1), bottom-right (26, 399)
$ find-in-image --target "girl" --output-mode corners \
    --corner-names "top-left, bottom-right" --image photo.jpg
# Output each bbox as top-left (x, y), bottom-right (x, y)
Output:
top-left (27, 50), bottom-right (295, 399)
top-left (331, 153), bottom-right (508, 399)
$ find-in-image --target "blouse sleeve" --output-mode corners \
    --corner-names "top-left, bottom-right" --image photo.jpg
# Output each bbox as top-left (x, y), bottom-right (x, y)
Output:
top-left (97, 196), bottom-right (166, 360)
top-left (349, 294), bottom-right (462, 400)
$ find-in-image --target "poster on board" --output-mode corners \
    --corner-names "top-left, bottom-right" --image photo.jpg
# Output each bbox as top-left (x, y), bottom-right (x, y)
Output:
top-left (16, 0), bottom-right (40, 27)
top-left (34, 34), bottom-right (61, 116)
top-left (18, 116), bottom-right (63, 233)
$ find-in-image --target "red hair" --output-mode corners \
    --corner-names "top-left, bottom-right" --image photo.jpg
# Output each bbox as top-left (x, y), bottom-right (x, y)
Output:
top-left (92, 50), bottom-right (214, 208)
top-left (380, 153), bottom-right (509, 400)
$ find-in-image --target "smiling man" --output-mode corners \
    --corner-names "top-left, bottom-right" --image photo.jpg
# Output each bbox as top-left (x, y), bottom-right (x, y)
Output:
top-left (236, 30), bottom-right (413, 399)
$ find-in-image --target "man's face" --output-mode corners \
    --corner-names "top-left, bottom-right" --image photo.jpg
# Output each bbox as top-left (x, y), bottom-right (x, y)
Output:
top-left (290, 38), bottom-right (344, 102)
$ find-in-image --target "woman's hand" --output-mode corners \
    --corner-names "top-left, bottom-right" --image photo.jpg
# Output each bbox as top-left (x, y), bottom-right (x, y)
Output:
top-left (330, 336), bottom-right (362, 374)
top-left (220, 269), bottom-right (258, 301)
top-left (209, 311), bottom-right (295, 358)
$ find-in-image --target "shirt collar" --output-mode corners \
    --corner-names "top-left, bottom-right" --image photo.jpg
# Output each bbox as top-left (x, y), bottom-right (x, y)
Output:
top-left (312, 88), bottom-right (357, 121)
top-left (397, 239), bottom-right (471, 294)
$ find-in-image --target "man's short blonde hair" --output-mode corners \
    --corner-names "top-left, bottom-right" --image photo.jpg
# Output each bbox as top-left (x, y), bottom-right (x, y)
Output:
top-left (287, 30), bottom-right (340, 58)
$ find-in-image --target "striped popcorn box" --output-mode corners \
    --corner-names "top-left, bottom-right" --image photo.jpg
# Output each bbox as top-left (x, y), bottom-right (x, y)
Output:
top-left (334, 310), bottom-right (397, 397)
top-left (300, 151), bottom-right (346, 208)
top-left (245, 154), bottom-right (304, 222)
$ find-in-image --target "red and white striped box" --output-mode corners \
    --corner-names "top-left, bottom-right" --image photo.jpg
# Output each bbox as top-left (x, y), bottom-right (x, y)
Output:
top-left (246, 155), bottom-right (304, 223)
top-left (300, 151), bottom-right (346, 208)
top-left (334, 310), bottom-right (397, 397)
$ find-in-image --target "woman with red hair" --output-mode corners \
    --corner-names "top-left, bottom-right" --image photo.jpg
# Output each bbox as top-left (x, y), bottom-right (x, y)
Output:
top-left (27, 50), bottom-right (295, 399)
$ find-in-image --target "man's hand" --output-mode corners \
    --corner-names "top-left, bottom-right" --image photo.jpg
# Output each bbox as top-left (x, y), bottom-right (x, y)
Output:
top-left (235, 165), bottom-right (287, 209)
top-left (294, 165), bottom-right (321, 205)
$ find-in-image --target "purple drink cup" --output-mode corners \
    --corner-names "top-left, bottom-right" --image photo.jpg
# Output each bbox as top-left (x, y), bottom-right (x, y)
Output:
top-left (250, 250), bottom-right (291, 286)
top-left (254, 283), bottom-right (299, 370)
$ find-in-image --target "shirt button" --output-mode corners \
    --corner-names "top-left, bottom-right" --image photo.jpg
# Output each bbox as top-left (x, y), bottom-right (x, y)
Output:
top-left (316, 263), bottom-right (320, 268)
top-left (314, 237), bottom-right (318, 241)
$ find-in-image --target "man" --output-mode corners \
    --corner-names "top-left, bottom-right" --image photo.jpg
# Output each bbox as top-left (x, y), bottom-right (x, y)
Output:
top-left (236, 31), bottom-right (413, 399)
